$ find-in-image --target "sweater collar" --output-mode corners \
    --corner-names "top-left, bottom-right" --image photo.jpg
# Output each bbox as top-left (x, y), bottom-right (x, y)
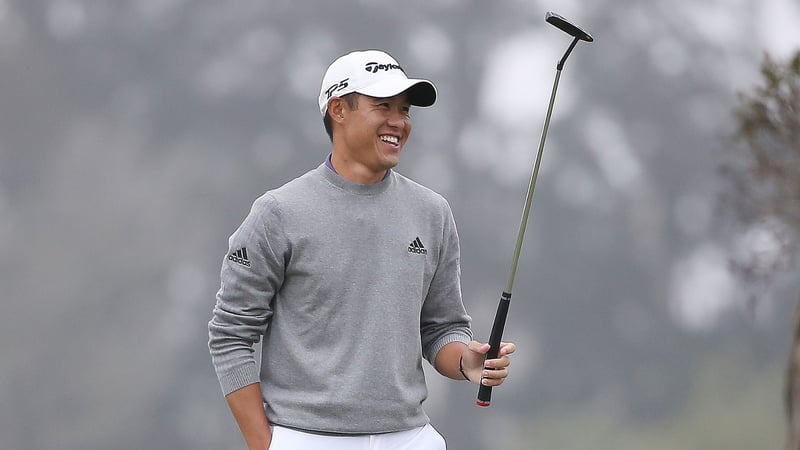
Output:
top-left (318, 160), bottom-right (393, 195)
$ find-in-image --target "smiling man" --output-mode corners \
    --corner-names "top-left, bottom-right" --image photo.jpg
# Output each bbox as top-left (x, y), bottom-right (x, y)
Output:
top-left (209, 49), bottom-right (516, 450)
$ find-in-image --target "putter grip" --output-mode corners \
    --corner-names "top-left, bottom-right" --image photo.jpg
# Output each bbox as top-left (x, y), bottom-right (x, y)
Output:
top-left (476, 292), bottom-right (511, 407)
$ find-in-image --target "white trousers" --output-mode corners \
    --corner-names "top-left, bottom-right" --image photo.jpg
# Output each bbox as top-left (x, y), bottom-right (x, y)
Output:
top-left (268, 424), bottom-right (447, 450)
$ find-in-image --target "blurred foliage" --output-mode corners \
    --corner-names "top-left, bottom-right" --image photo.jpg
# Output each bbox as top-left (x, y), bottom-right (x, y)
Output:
top-left (733, 52), bottom-right (800, 229)
top-left (720, 49), bottom-right (800, 450)
top-left (721, 50), bottom-right (800, 284)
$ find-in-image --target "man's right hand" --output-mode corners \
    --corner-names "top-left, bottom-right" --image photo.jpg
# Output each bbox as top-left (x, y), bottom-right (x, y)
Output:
top-left (225, 383), bottom-right (272, 449)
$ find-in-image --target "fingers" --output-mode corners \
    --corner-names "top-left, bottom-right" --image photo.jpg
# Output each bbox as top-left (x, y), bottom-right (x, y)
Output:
top-left (483, 354), bottom-right (511, 369)
top-left (479, 366), bottom-right (509, 387)
top-left (471, 340), bottom-right (516, 386)
top-left (498, 341), bottom-right (516, 356)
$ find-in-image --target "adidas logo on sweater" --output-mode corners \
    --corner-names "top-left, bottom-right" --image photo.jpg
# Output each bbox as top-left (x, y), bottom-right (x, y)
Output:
top-left (408, 237), bottom-right (427, 255)
top-left (228, 247), bottom-right (251, 267)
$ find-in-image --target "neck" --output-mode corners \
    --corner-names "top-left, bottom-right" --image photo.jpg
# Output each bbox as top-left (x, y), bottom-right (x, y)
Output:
top-left (330, 149), bottom-right (388, 185)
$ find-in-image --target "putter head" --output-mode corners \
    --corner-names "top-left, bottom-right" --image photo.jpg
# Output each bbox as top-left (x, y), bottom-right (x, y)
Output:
top-left (545, 11), bottom-right (594, 42)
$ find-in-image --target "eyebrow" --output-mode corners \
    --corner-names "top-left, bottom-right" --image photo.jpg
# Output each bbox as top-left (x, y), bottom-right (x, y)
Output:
top-left (375, 99), bottom-right (411, 107)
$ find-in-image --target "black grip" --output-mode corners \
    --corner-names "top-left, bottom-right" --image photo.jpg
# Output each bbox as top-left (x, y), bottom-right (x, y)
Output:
top-left (476, 292), bottom-right (511, 407)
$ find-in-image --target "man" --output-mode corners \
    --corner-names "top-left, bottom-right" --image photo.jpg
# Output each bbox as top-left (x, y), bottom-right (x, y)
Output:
top-left (208, 49), bottom-right (516, 450)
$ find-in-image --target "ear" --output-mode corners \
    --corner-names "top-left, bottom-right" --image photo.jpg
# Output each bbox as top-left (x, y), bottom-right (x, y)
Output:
top-left (328, 98), bottom-right (346, 124)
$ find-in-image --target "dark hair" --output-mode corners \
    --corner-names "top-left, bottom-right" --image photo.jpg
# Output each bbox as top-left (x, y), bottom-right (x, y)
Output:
top-left (323, 93), bottom-right (360, 142)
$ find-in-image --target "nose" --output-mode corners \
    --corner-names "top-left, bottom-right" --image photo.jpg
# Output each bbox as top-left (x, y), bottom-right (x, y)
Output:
top-left (387, 107), bottom-right (408, 128)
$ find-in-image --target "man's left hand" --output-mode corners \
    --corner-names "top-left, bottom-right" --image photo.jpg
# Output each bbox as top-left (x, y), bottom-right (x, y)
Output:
top-left (460, 340), bottom-right (516, 386)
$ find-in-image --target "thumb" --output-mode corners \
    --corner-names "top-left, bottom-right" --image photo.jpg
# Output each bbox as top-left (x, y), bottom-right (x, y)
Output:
top-left (468, 340), bottom-right (491, 355)
top-left (460, 341), bottom-right (490, 380)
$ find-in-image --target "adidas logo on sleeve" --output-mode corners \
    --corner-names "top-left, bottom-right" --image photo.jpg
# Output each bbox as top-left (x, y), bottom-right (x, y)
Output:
top-left (407, 237), bottom-right (427, 255)
top-left (228, 247), bottom-right (251, 267)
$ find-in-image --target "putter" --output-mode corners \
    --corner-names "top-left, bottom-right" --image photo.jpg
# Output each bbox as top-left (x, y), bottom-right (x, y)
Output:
top-left (476, 11), bottom-right (593, 408)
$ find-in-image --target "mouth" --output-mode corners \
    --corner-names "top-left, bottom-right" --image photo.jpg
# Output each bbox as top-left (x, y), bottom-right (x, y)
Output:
top-left (379, 134), bottom-right (400, 147)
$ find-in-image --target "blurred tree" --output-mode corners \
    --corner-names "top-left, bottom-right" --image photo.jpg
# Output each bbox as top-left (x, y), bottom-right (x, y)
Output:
top-left (720, 50), bottom-right (800, 450)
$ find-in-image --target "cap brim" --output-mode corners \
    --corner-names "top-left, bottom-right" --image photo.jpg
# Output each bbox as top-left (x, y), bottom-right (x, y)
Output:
top-left (356, 78), bottom-right (437, 107)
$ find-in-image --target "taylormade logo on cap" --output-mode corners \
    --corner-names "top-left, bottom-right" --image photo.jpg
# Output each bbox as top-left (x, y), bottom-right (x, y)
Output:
top-left (364, 61), bottom-right (403, 73)
top-left (318, 49), bottom-right (437, 116)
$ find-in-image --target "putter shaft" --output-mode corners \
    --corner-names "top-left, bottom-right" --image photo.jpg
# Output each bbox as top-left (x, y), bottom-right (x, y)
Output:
top-left (477, 13), bottom-right (593, 407)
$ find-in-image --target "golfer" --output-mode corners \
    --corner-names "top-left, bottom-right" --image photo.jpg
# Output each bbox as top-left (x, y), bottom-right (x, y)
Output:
top-left (208, 49), bottom-right (516, 450)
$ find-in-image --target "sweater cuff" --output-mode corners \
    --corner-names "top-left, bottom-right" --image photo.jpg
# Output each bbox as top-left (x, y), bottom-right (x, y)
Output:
top-left (218, 361), bottom-right (261, 396)
top-left (427, 331), bottom-right (472, 365)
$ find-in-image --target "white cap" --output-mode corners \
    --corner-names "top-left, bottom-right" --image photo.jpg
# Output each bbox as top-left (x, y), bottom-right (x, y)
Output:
top-left (318, 49), bottom-right (437, 116)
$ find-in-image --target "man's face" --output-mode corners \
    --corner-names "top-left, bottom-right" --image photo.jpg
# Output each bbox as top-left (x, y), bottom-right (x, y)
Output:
top-left (338, 92), bottom-right (412, 175)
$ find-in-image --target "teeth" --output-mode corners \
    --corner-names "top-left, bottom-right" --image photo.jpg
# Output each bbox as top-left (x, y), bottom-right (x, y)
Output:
top-left (380, 135), bottom-right (399, 144)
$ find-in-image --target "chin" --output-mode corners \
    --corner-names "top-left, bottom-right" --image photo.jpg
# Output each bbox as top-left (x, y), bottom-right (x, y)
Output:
top-left (378, 151), bottom-right (401, 166)
top-left (382, 156), bottom-right (400, 169)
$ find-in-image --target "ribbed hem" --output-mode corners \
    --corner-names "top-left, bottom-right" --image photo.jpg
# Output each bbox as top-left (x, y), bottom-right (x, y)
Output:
top-left (218, 361), bottom-right (261, 396)
top-left (426, 331), bottom-right (472, 364)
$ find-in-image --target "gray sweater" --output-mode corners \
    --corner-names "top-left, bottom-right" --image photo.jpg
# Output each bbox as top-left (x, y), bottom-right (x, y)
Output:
top-left (208, 162), bottom-right (472, 434)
